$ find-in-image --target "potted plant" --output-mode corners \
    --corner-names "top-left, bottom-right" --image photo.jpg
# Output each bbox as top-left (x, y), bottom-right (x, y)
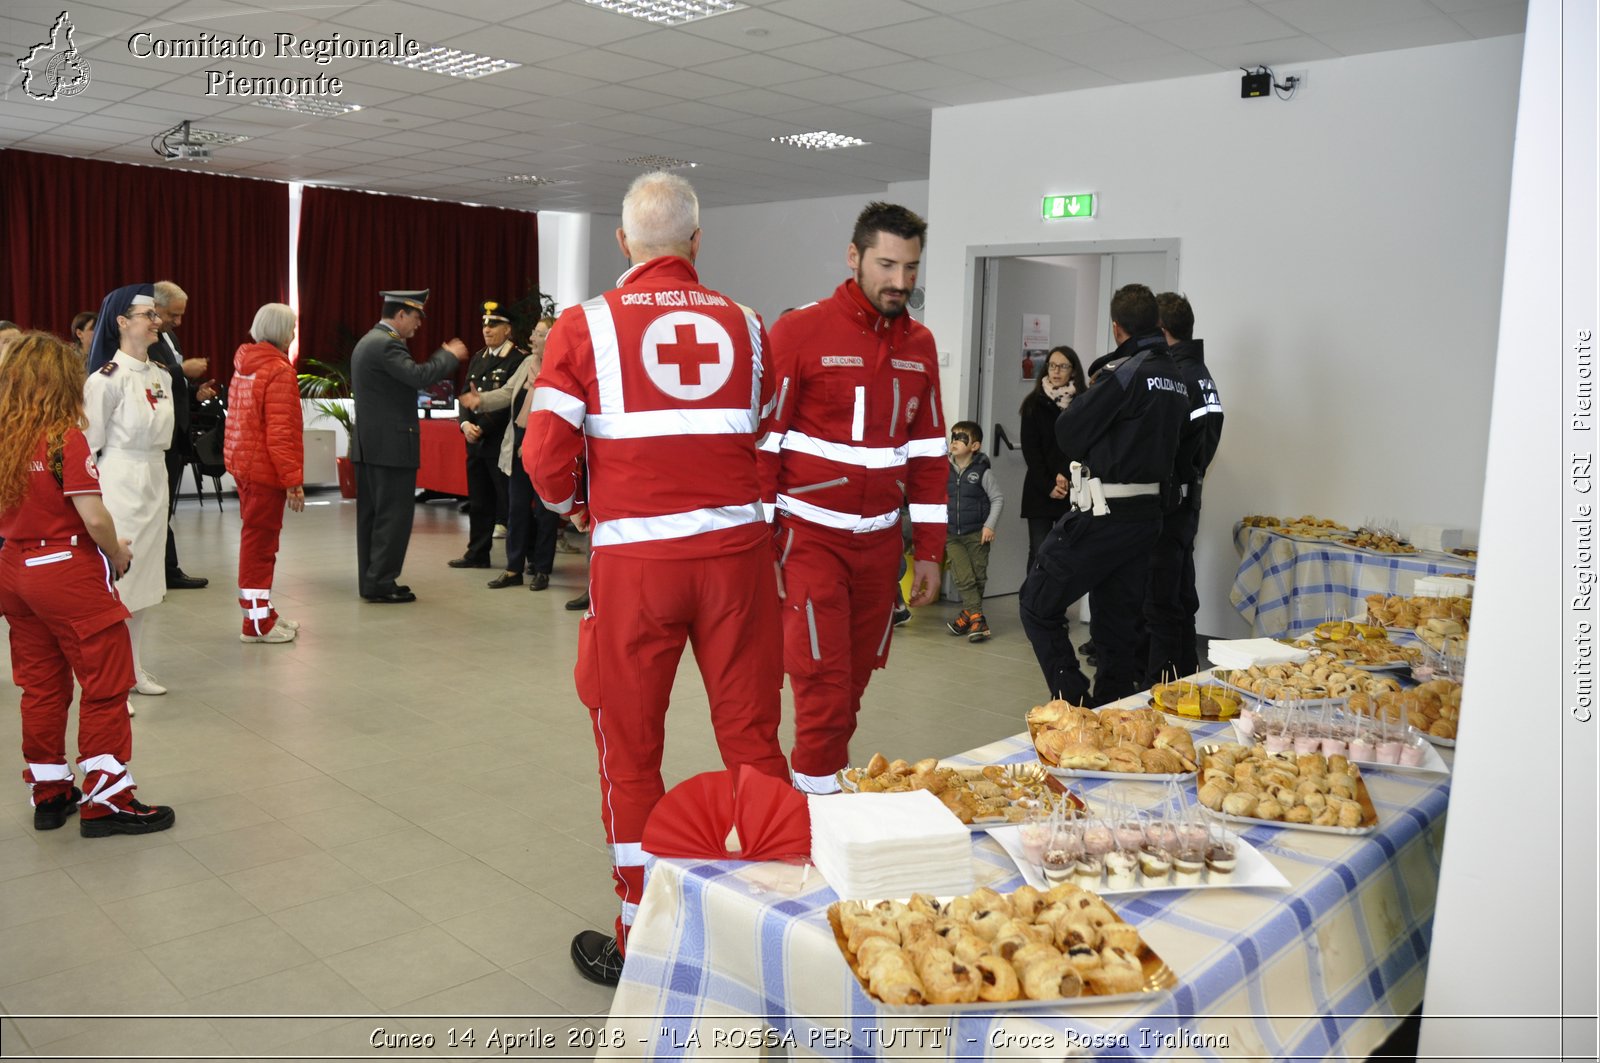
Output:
top-left (297, 358), bottom-right (358, 498)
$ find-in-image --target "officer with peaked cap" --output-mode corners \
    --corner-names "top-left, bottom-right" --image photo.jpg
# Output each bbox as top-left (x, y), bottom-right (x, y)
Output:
top-left (448, 300), bottom-right (527, 572)
top-left (349, 289), bottom-right (470, 602)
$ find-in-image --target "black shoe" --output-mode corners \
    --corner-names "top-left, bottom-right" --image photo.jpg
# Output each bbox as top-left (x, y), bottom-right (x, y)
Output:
top-left (448, 556), bottom-right (491, 569)
top-left (1079, 639), bottom-right (1098, 663)
top-left (33, 786), bottom-right (81, 831)
top-left (166, 570), bottom-right (208, 590)
top-left (395, 585), bottom-right (411, 594)
top-left (363, 590), bottom-right (417, 603)
top-left (80, 798), bottom-right (176, 837)
top-left (892, 604), bottom-right (912, 627)
top-left (565, 592), bottom-right (590, 612)
top-left (529, 573), bottom-right (550, 591)
top-left (487, 572), bottom-right (523, 589)
top-left (569, 930), bottom-right (623, 987)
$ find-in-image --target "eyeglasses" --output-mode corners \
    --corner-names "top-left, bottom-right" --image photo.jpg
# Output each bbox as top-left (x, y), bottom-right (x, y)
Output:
top-left (950, 432), bottom-right (971, 444)
top-left (125, 311), bottom-right (162, 322)
top-left (1047, 362), bottom-right (1070, 371)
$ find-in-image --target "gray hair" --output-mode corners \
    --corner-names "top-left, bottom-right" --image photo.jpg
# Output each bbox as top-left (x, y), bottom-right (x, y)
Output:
top-left (153, 280), bottom-right (188, 308)
top-left (249, 303), bottom-right (296, 349)
top-left (621, 172), bottom-right (699, 253)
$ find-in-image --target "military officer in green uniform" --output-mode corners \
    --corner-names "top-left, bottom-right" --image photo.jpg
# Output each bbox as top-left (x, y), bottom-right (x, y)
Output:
top-left (448, 300), bottom-right (528, 571)
top-left (350, 289), bottom-right (469, 603)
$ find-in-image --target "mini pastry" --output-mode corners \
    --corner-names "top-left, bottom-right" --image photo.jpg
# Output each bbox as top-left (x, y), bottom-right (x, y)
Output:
top-left (972, 954), bottom-right (1022, 1002)
top-left (1085, 945), bottom-right (1145, 995)
top-left (1222, 792), bottom-right (1258, 818)
top-left (1284, 804), bottom-right (1314, 824)
top-left (913, 946), bottom-right (980, 1004)
top-left (864, 946), bottom-right (925, 1005)
top-left (1254, 797), bottom-right (1284, 821)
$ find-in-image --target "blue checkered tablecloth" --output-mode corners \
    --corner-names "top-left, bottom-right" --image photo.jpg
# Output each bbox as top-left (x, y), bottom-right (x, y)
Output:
top-left (605, 720), bottom-right (1451, 1061)
top-left (1229, 525), bottom-right (1476, 638)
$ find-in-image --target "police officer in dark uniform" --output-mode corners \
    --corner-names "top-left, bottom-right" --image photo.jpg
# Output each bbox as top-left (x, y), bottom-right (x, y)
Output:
top-left (448, 300), bottom-right (527, 570)
top-left (1018, 283), bottom-right (1189, 706)
top-left (350, 289), bottom-right (469, 603)
top-left (1145, 293), bottom-right (1224, 684)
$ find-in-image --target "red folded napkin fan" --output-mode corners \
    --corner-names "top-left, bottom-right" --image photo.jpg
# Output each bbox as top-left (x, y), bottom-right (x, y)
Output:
top-left (642, 764), bottom-right (811, 862)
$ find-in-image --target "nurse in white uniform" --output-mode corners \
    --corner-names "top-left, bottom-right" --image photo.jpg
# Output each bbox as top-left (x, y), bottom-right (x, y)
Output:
top-left (84, 285), bottom-right (173, 697)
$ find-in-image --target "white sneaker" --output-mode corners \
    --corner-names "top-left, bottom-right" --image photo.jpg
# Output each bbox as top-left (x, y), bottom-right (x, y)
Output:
top-left (275, 618), bottom-right (300, 631)
top-left (241, 625), bottom-right (297, 644)
top-left (127, 702), bottom-right (136, 718)
top-left (492, 524), bottom-right (508, 539)
top-left (133, 673), bottom-right (167, 696)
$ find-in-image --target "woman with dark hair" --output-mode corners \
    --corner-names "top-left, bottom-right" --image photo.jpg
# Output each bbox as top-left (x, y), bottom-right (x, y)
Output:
top-left (0, 331), bottom-right (175, 836)
top-left (223, 303), bottom-right (305, 643)
top-left (83, 283), bottom-right (174, 697)
top-left (71, 312), bottom-right (96, 356)
top-left (1018, 345), bottom-right (1086, 569)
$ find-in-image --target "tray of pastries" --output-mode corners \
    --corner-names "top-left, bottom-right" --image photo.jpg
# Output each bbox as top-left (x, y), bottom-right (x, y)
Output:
top-left (1028, 701), bottom-right (1197, 778)
top-left (1348, 679), bottom-right (1461, 745)
top-left (1195, 742), bottom-right (1378, 834)
top-left (837, 755), bottom-right (1085, 828)
top-left (1149, 680), bottom-right (1245, 721)
top-left (1344, 528), bottom-right (1417, 553)
top-left (1364, 593), bottom-right (1472, 630)
top-left (827, 884), bottom-right (1176, 1010)
top-left (1210, 654), bottom-right (1404, 706)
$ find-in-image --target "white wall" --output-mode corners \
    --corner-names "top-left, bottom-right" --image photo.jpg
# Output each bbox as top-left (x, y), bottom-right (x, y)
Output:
top-left (924, 36), bottom-right (1523, 637)
top-left (1421, 2), bottom-right (1594, 1055)
top-left (695, 180), bottom-right (930, 325)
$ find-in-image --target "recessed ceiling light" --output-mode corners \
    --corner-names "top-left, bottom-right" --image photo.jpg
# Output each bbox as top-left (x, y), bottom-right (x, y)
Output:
top-left (249, 96), bottom-right (362, 118)
top-left (771, 131), bottom-right (869, 151)
top-left (582, 0), bottom-right (746, 27)
top-left (504, 175), bottom-right (572, 185)
top-left (383, 46), bottom-right (518, 79)
top-left (616, 154), bottom-right (698, 170)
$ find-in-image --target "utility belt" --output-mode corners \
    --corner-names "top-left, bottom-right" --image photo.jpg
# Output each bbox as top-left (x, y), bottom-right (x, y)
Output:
top-left (1068, 462), bottom-right (1161, 516)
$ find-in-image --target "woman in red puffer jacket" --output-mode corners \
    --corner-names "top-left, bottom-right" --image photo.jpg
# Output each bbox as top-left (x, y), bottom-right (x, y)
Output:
top-left (223, 303), bottom-right (305, 644)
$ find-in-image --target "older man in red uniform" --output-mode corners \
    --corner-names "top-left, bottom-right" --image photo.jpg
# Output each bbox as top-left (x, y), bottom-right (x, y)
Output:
top-left (525, 172), bottom-right (786, 987)
top-left (760, 203), bottom-right (948, 794)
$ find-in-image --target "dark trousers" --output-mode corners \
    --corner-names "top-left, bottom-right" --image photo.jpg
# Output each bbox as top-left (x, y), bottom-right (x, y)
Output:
top-left (1144, 505), bottom-right (1201, 684)
top-left (164, 443), bottom-right (185, 576)
top-left (355, 462), bottom-right (417, 598)
top-left (1026, 516), bottom-right (1056, 572)
top-left (463, 440), bottom-right (509, 564)
top-left (1018, 510), bottom-right (1160, 706)
top-left (506, 427), bottom-right (558, 575)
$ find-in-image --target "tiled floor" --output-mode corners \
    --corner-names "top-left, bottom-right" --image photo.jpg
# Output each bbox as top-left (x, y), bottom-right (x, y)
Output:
top-left (0, 490), bottom-right (1065, 1060)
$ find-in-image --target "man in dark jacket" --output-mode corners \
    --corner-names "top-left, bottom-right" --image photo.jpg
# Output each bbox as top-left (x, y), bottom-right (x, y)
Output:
top-left (350, 289), bottom-right (468, 603)
top-left (151, 280), bottom-right (216, 590)
top-left (1145, 292), bottom-right (1224, 683)
top-left (1017, 284), bottom-right (1189, 705)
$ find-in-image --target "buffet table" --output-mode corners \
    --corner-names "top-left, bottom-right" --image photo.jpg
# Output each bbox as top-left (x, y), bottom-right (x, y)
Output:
top-left (1229, 524), bottom-right (1475, 638)
top-left (605, 720), bottom-right (1450, 1061)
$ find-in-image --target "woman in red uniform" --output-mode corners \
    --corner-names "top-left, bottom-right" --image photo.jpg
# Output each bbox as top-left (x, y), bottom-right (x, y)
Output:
top-left (0, 333), bottom-right (175, 836)
top-left (223, 303), bottom-right (305, 643)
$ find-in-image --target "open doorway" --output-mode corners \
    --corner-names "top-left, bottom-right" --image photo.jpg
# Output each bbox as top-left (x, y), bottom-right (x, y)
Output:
top-left (959, 239), bottom-right (1180, 601)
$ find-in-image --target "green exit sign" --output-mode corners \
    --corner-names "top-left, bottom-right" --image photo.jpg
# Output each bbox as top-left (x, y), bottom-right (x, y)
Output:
top-left (1042, 193), bottom-right (1096, 219)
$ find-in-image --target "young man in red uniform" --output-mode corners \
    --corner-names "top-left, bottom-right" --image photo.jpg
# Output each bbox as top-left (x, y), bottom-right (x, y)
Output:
top-left (0, 333), bottom-right (175, 836)
top-left (760, 203), bottom-right (948, 794)
top-left (524, 172), bottom-right (787, 986)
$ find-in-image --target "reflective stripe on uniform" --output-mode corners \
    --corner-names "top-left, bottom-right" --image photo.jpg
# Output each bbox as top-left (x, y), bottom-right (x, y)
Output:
top-left (777, 494), bottom-right (901, 533)
top-left (532, 387), bottom-right (587, 427)
top-left (780, 431), bottom-right (906, 469)
top-left (905, 436), bottom-right (948, 460)
top-left (583, 296), bottom-right (625, 415)
top-left (591, 502), bottom-right (764, 548)
top-left (792, 769), bottom-right (841, 794)
top-left (26, 762), bottom-right (73, 781)
top-left (907, 503), bottom-right (949, 524)
top-left (587, 408), bottom-right (754, 439)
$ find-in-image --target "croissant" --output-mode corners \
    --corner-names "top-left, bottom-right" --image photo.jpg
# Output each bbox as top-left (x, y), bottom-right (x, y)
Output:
top-left (843, 912), bottom-right (899, 953)
top-left (1009, 885), bottom-right (1045, 920)
top-left (1105, 746), bottom-right (1143, 773)
top-left (990, 918), bottom-right (1051, 960)
top-left (913, 946), bottom-right (980, 1004)
top-left (1085, 945), bottom-right (1145, 995)
top-left (864, 753), bottom-right (889, 776)
top-left (1058, 742), bottom-right (1111, 770)
top-left (1141, 748), bottom-right (1186, 774)
top-left (1222, 792), bottom-right (1257, 817)
top-left (972, 954), bottom-right (1023, 1002)
top-left (1011, 942), bottom-right (1078, 1000)
top-left (865, 946), bottom-right (924, 1006)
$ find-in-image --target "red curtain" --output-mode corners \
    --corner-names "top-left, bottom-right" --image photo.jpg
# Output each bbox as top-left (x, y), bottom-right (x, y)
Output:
top-left (0, 149), bottom-right (288, 380)
top-left (296, 187), bottom-right (539, 376)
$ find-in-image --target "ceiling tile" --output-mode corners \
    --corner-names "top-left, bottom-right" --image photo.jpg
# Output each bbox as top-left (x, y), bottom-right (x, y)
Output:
top-left (434, 24), bottom-right (587, 66)
top-left (622, 68), bottom-right (748, 101)
top-left (949, 0), bottom-right (1120, 39)
top-left (638, 99), bottom-right (752, 126)
top-left (586, 111), bottom-right (689, 137)
top-left (575, 82), bottom-right (679, 111)
top-left (1082, 51), bottom-right (1225, 83)
top-left (484, 64), bottom-right (606, 96)
top-left (992, 66), bottom-right (1117, 95)
top-left (601, 28), bottom-right (747, 67)
top-left (510, 96), bottom-right (619, 122)
top-left (534, 47), bottom-right (674, 81)
top-left (1144, 6), bottom-right (1302, 50)
top-left (1075, 0), bottom-right (1250, 22)
top-left (854, 16), bottom-right (1011, 58)
top-left (767, 74), bottom-right (889, 105)
top-left (939, 42), bottom-right (1078, 79)
top-left (912, 79), bottom-right (1024, 105)
top-left (689, 52), bottom-right (822, 87)
top-left (674, 7), bottom-right (833, 51)
top-left (767, 0), bottom-right (934, 34)
top-left (1314, 14), bottom-right (1472, 53)
top-left (1190, 34), bottom-right (1341, 68)
top-left (504, 3), bottom-right (656, 47)
top-left (418, 81), bottom-right (540, 109)
top-left (1450, 4), bottom-right (1528, 37)
top-left (335, 1), bottom-right (489, 43)
top-left (848, 58), bottom-right (983, 92)
top-left (766, 35), bottom-right (914, 73)
top-left (1040, 24), bottom-right (1182, 64)
top-left (71, 58), bottom-right (187, 90)
top-left (1256, 0), bottom-right (1440, 35)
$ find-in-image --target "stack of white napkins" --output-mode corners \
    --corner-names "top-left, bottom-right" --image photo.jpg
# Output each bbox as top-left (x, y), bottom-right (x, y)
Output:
top-left (809, 790), bottom-right (973, 900)
top-left (1207, 638), bottom-right (1313, 671)
top-left (1411, 524), bottom-right (1467, 552)
top-left (1414, 574), bottom-right (1475, 598)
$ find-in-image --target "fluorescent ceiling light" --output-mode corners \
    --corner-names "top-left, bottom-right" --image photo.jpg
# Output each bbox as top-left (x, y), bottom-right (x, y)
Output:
top-left (187, 129), bottom-right (251, 146)
top-left (383, 46), bottom-right (518, 79)
top-left (772, 130), bottom-right (869, 151)
top-left (582, 0), bottom-right (746, 26)
top-left (504, 175), bottom-right (571, 185)
top-left (249, 96), bottom-right (362, 118)
top-left (617, 154), bottom-right (698, 170)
